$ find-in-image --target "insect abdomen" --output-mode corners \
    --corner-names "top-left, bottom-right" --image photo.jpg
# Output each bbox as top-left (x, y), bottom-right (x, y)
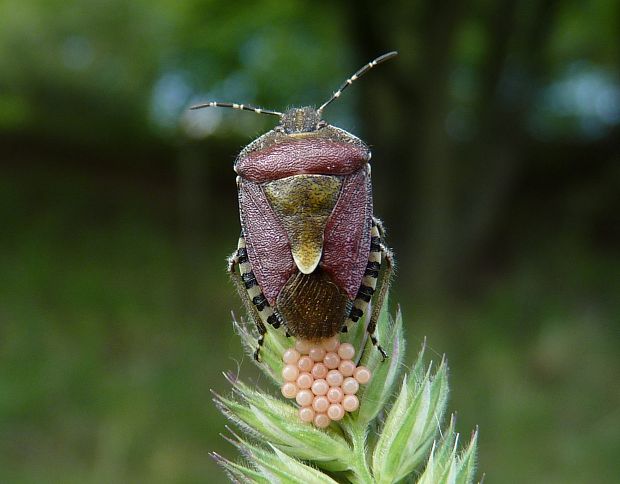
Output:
top-left (276, 267), bottom-right (350, 340)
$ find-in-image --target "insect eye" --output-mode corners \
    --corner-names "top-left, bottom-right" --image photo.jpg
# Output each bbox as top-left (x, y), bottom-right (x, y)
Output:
top-left (317, 120), bottom-right (327, 129)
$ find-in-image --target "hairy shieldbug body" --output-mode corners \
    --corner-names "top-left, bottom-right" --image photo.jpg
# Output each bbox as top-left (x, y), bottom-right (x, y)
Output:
top-left (192, 52), bottom-right (397, 361)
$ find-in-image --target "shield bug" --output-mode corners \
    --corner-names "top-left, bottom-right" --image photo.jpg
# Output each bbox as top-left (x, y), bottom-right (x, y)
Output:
top-left (192, 52), bottom-right (396, 361)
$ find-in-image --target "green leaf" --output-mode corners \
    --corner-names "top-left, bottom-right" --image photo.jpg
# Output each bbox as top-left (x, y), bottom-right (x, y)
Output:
top-left (214, 379), bottom-right (353, 473)
top-left (354, 305), bottom-right (406, 426)
top-left (371, 357), bottom-right (449, 483)
top-left (225, 432), bottom-right (340, 483)
top-left (211, 451), bottom-right (271, 484)
top-left (454, 429), bottom-right (479, 484)
top-left (416, 417), bottom-right (479, 484)
top-left (232, 313), bottom-right (287, 384)
top-left (220, 296), bottom-right (479, 483)
top-left (269, 447), bottom-right (340, 484)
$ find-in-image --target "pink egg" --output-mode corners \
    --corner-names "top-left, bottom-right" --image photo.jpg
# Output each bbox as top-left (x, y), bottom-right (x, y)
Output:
top-left (311, 379), bottom-right (329, 396)
top-left (327, 386), bottom-right (344, 403)
top-left (297, 356), bottom-right (314, 372)
top-left (296, 372), bottom-right (313, 390)
top-left (281, 382), bottom-right (297, 399)
top-left (312, 395), bottom-right (330, 413)
top-left (311, 362), bottom-right (328, 379)
top-left (338, 343), bottom-right (355, 360)
top-left (295, 389), bottom-right (314, 407)
top-left (295, 339), bottom-right (313, 354)
top-left (299, 406), bottom-right (315, 423)
top-left (281, 364), bottom-right (299, 382)
top-left (342, 377), bottom-right (360, 395)
top-left (323, 352), bottom-right (341, 370)
top-left (327, 403), bottom-right (345, 421)
top-left (342, 394), bottom-right (359, 412)
top-left (326, 369), bottom-right (344, 387)
top-left (282, 348), bottom-right (301, 365)
top-left (313, 413), bottom-right (331, 428)
top-left (354, 366), bottom-right (372, 384)
top-left (309, 346), bottom-right (326, 362)
top-left (338, 359), bottom-right (356, 377)
top-left (320, 336), bottom-right (340, 352)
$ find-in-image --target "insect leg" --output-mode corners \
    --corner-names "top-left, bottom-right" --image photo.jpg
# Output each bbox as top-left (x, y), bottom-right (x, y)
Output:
top-left (228, 234), bottom-right (283, 361)
top-left (340, 220), bottom-right (382, 338)
top-left (228, 245), bottom-right (266, 360)
top-left (366, 217), bottom-right (394, 360)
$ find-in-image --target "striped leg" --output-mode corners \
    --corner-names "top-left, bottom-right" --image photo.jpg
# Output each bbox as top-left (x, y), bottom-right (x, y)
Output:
top-left (367, 218), bottom-right (394, 360)
top-left (340, 219), bottom-right (390, 358)
top-left (228, 234), bottom-right (282, 361)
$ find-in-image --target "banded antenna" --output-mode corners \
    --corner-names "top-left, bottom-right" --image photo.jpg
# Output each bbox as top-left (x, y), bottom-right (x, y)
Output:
top-left (318, 51), bottom-right (398, 113)
top-left (190, 101), bottom-right (282, 117)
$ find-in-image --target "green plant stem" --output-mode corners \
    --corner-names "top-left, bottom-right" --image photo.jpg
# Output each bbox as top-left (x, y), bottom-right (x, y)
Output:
top-left (348, 423), bottom-right (373, 484)
top-left (221, 301), bottom-right (479, 482)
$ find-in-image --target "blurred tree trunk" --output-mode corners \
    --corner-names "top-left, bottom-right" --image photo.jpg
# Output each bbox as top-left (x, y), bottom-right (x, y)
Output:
top-left (345, 0), bottom-right (560, 304)
top-left (346, 0), bottom-right (467, 305)
top-left (457, 0), bottom-right (520, 269)
top-left (413, 0), bottom-right (467, 301)
top-left (458, 0), bottom-right (559, 278)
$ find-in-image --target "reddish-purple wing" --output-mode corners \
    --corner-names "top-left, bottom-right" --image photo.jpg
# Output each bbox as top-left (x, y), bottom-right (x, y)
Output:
top-left (238, 179), bottom-right (296, 306)
top-left (321, 168), bottom-right (373, 300)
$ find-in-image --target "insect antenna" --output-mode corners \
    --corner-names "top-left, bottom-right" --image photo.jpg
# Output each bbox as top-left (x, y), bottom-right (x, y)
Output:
top-left (318, 51), bottom-right (398, 113)
top-left (190, 101), bottom-right (282, 117)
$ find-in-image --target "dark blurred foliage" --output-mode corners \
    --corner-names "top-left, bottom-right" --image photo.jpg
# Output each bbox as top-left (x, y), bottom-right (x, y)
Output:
top-left (1, 0), bottom-right (619, 482)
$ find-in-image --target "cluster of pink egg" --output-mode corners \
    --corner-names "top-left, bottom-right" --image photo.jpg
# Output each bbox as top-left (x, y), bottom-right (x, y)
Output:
top-left (280, 336), bottom-right (371, 428)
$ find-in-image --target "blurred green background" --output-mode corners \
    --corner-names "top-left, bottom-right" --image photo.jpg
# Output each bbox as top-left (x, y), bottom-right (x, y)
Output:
top-left (1, 0), bottom-right (619, 482)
